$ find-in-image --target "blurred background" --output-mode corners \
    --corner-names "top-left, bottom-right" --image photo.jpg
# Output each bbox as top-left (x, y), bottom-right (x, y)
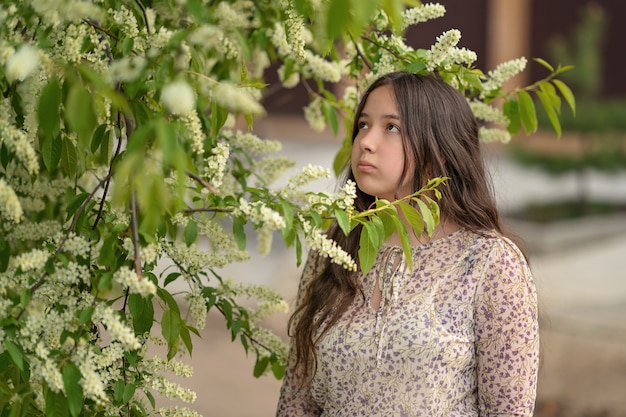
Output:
top-left (170, 1), bottom-right (626, 416)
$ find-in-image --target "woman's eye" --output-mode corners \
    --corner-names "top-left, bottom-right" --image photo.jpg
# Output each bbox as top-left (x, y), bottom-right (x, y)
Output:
top-left (358, 121), bottom-right (369, 130)
top-left (387, 124), bottom-right (399, 133)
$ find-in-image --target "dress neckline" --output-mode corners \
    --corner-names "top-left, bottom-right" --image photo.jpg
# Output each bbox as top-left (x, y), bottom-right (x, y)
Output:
top-left (380, 227), bottom-right (466, 252)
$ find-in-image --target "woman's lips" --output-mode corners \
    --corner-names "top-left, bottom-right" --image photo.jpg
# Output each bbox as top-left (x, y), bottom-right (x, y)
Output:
top-left (357, 160), bottom-right (375, 171)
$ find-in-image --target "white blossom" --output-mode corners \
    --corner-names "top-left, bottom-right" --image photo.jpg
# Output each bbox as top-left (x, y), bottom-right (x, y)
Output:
top-left (161, 80), bottom-right (196, 115)
top-left (425, 29), bottom-right (461, 71)
top-left (402, 3), bottom-right (446, 29)
top-left (107, 56), bottom-right (146, 83)
top-left (0, 179), bottom-right (23, 223)
top-left (303, 97), bottom-right (325, 132)
top-left (299, 215), bottom-right (357, 271)
top-left (303, 51), bottom-right (344, 83)
top-left (478, 126), bottom-right (512, 143)
top-left (277, 64), bottom-right (300, 88)
top-left (5, 44), bottom-right (39, 83)
top-left (212, 82), bottom-right (264, 115)
top-left (114, 266), bottom-right (157, 297)
top-left (468, 100), bottom-right (509, 125)
top-left (483, 57), bottom-right (528, 93)
top-left (204, 142), bottom-right (230, 189)
top-left (181, 110), bottom-right (205, 154)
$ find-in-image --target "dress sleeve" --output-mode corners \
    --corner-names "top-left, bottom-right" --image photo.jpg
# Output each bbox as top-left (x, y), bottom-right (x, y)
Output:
top-left (474, 238), bottom-right (540, 417)
top-left (275, 250), bottom-right (323, 417)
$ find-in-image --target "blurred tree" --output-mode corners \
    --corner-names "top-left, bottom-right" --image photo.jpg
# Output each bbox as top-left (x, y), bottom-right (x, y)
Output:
top-left (512, 2), bottom-right (626, 219)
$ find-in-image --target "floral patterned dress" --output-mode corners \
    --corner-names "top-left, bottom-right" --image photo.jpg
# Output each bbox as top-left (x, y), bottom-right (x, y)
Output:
top-left (276, 228), bottom-right (539, 417)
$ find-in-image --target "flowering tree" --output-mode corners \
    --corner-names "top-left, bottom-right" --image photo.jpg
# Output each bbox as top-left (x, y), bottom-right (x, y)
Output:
top-left (0, 1), bottom-right (573, 416)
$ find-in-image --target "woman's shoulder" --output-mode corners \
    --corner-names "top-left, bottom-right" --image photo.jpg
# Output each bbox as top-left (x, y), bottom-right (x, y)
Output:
top-left (455, 228), bottom-right (528, 263)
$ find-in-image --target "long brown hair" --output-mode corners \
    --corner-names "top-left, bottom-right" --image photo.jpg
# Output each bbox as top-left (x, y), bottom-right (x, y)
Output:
top-left (289, 72), bottom-right (506, 382)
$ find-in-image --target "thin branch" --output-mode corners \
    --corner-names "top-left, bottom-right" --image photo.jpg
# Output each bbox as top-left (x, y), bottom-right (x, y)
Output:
top-left (351, 36), bottom-right (372, 71)
top-left (183, 207), bottom-right (231, 214)
top-left (82, 18), bottom-right (118, 42)
top-left (93, 112), bottom-right (126, 229)
top-left (134, 0), bottom-right (151, 34)
top-left (186, 171), bottom-right (218, 194)
top-left (129, 186), bottom-right (143, 281)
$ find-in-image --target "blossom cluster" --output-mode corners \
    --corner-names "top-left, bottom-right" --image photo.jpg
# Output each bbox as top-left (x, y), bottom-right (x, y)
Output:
top-left (482, 57), bottom-right (528, 93)
top-left (402, 3), bottom-right (447, 29)
top-left (425, 29), bottom-right (462, 71)
top-left (299, 215), bottom-right (357, 271)
top-left (114, 266), bottom-right (157, 297)
top-left (278, 164), bottom-right (331, 201)
top-left (204, 142), bottom-right (230, 189)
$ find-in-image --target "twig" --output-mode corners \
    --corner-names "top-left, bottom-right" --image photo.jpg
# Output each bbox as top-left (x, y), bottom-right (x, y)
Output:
top-left (134, 0), bottom-right (151, 34)
top-left (129, 188), bottom-right (143, 281)
top-left (93, 112), bottom-right (126, 229)
top-left (82, 18), bottom-right (118, 41)
top-left (351, 36), bottom-right (372, 71)
top-left (186, 171), bottom-right (218, 194)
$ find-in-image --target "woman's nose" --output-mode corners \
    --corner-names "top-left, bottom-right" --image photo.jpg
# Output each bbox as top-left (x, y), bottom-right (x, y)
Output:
top-left (358, 129), bottom-right (376, 152)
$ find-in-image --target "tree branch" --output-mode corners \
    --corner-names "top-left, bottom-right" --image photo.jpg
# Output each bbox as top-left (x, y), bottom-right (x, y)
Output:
top-left (134, 0), bottom-right (151, 34)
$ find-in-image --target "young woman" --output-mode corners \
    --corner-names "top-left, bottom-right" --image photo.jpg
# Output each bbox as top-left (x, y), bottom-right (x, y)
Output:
top-left (276, 72), bottom-right (539, 416)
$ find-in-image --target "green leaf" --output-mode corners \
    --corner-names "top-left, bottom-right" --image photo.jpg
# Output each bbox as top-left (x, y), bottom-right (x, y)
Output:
top-left (38, 79), bottom-right (61, 138)
top-left (157, 288), bottom-right (181, 315)
top-left (552, 79), bottom-right (576, 116)
top-left (503, 98), bottom-right (521, 135)
top-left (533, 57), bottom-right (554, 72)
top-left (3, 340), bottom-right (23, 371)
top-left (233, 217), bottom-right (246, 250)
top-left (97, 271), bottom-right (114, 292)
top-left (335, 208), bottom-right (350, 235)
top-left (322, 100), bottom-right (339, 135)
top-left (325, 0), bottom-right (351, 45)
top-left (253, 355), bottom-right (270, 378)
top-left (517, 90), bottom-right (538, 134)
top-left (129, 294), bottom-right (154, 335)
top-left (78, 306), bottom-right (95, 325)
top-left (62, 363), bottom-right (83, 417)
top-left (358, 223), bottom-right (378, 274)
top-left (211, 102), bottom-right (229, 141)
top-left (156, 119), bottom-right (179, 167)
top-left (161, 309), bottom-right (181, 358)
top-left (65, 84), bottom-right (97, 147)
top-left (179, 323), bottom-right (194, 357)
top-left (351, 0), bottom-right (379, 35)
top-left (45, 385), bottom-right (69, 417)
top-left (406, 60), bottom-right (427, 74)
top-left (397, 201), bottom-right (424, 237)
top-left (65, 192), bottom-right (90, 222)
top-left (280, 200), bottom-right (294, 235)
top-left (163, 272), bottom-right (181, 287)
top-left (184, 220), bottom-right (198, 246)
top-left (379, 212), bottom-right (396, 239)
top-left (536, 90), bottom-right (561, 137)
top-left (41, 133), bottom-right (62, 173)
top-left (122, 383), bottom-right (136, 403)
top-left (0, 237), bottom-right (10, 273)
top-left (271, 357), bottom-right (286, 379)
top-left (60, 137), bottom-right (78, 179)
top-left (415, 199), bottom-right (436, 236)
top-left (382, 0), bottom-right (404, 32)
top-left (90, 124), bottom-right (108, 153)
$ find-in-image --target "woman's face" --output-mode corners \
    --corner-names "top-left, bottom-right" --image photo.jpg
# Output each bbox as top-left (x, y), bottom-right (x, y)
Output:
top-left (351, 84), bottom-right (413, 201)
